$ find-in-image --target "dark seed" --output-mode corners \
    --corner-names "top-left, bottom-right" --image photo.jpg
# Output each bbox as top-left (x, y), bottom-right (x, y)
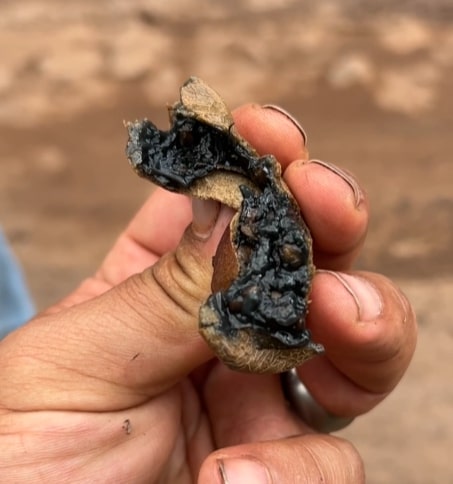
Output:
top-left (242, 285), bottom-right (260, 299)
top-left (240, 224), bottom-right (256, 240)
top-left (178, 130), bottom-right (194, 148)
top-left (228, 297), bottom-right (243, 314)
top-left (241, 285), bottom-right (261, 315)
top-left (251, 165), bottom-right (270, 188)
top-left (280, 244), bottom-right (305, 269)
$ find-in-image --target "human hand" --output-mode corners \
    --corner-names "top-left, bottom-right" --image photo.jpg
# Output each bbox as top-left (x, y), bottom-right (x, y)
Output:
top-left (0, 104), bottom-right (416, 483)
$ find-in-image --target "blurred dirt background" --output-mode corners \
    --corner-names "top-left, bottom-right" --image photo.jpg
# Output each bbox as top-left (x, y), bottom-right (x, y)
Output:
top-left (1, 1), bottom-right (452, 482)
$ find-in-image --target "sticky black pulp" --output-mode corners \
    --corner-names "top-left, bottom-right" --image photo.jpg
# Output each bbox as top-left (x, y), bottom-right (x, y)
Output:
top-left (127, 112), bottom-right (314, 349)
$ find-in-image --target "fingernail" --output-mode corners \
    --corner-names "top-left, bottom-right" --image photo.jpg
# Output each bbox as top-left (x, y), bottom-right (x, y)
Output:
top-left (262, 104), bottom-right (308, 145)
top-left (191, 198), bottom-right (220, 240)
top-left (309, 159), bottom-right (364, 208)
top-left (319, 271), bottom-right (383, 322)
top-left (218, 457), bottom-right (271, 484)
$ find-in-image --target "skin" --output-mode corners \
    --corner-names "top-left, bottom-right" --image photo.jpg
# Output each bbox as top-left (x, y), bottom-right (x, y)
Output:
top-left (0, 104), bottom-right (417, 483)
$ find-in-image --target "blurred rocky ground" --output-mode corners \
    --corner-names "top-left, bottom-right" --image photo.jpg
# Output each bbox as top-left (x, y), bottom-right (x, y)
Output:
top-left (1, 0), bottom-right (453, 123)
top-left (1, 1), bottom-right (452, 482)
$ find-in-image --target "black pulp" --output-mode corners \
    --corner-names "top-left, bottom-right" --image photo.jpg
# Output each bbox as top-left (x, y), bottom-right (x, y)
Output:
top-left (127, 112), bottom-right (314, 349)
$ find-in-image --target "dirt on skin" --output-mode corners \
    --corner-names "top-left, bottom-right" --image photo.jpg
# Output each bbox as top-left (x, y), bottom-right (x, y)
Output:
top-left (1, 1), bottom-right (452, 482)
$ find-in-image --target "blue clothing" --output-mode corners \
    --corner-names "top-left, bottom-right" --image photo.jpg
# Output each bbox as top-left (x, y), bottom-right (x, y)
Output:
top-left (0, 229), bottom-right (35, 339)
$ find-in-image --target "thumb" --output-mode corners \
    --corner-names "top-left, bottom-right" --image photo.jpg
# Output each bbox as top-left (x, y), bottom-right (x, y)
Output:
top-left (199, 434), bottom-right (365, 484)
top-left (0, 201), bottom-right (233, 413)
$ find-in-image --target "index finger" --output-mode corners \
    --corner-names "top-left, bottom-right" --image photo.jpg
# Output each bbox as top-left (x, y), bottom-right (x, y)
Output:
top-left (232, 103), bottom-right (310, 166)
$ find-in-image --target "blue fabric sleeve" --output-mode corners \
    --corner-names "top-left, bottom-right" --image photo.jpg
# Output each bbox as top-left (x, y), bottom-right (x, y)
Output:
top-left (0, 229), bottom-right (35, 339)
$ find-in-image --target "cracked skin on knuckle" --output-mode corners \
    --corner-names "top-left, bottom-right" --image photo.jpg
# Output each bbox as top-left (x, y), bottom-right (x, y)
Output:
top-left (148, 243), bottom-right (212, 320)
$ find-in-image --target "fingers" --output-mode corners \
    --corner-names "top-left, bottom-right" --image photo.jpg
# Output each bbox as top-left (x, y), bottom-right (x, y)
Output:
top-left (198, 434), bottom-right (364, 484)
top-left (201, 364), bottom-right (364, 482)
top-left (98, 189), bottom-right (193, 284)
top-left (298, 270), bottom-right (417, 416)
top-left (233, 104), bottom-right (369, 270)
top-left (232, 103), bottom-right (309, 167)
top-left (98, 191), bottom-right (220, 287)
top-left (0, 206), bottom-right (233, 412)
top-left (231, 104), bottom-right (415, 418)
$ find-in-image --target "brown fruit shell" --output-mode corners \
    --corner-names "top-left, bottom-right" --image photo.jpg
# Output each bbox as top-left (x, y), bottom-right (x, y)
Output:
top-left (200, 304), bottom-right (320, 373)
top-left (126, 77), bottom-right (323, 373)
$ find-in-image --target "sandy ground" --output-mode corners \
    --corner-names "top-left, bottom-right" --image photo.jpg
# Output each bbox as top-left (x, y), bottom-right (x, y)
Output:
top-left (1, 1), bottom-right (452, 482)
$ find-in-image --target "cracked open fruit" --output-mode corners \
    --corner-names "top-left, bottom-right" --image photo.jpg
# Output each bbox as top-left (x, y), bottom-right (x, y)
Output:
top-left (126, 76), bottom-right (323, 373)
